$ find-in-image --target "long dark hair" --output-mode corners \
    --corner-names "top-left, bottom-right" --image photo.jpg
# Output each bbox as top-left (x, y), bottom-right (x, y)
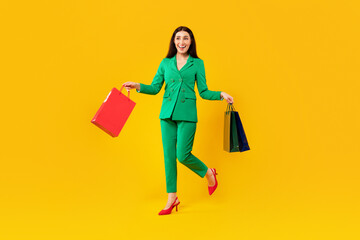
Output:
top-left (165, 26), bottom-right (199, 59)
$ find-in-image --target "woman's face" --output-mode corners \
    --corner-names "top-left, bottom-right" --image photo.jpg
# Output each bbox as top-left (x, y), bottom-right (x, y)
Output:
top-left (174, 31), bottom-right (191, 54)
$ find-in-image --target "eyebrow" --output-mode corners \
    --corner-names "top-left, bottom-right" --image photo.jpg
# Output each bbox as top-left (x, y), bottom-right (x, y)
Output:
top-left (176, 36), bottom-right (189, 38)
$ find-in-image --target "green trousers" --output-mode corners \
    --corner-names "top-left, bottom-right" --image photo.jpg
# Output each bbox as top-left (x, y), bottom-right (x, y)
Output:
top-left (160, 119), bottom-right (209, 193)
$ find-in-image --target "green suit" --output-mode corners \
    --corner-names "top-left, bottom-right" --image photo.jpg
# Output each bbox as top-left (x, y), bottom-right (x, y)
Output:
top-left (137, 54), bottom-right (223, 193)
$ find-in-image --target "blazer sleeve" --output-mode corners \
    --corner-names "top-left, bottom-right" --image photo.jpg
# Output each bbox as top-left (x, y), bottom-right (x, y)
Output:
top-left (196, 59), bottom-right (223, 100)
top-left (136, 59), bottom-right (165, 95)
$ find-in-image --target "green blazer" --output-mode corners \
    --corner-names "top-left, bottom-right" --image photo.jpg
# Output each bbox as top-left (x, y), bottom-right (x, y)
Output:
top-left (136, 54), bottom-right (223, 122)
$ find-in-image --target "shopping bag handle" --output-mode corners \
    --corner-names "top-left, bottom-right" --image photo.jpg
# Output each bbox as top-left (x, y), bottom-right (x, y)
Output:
top-left (226, 103), bottom-right (236, 112)
top-left (120, 86), bottom-right (130, 98)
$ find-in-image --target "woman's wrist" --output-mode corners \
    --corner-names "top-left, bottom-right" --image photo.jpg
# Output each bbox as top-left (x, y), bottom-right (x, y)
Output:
top-left (136, 83), bottom-right (140, 91)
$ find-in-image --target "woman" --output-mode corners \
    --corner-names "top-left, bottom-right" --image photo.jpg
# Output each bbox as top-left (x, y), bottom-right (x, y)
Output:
top-left (123, 26), bottom-right (234, 215)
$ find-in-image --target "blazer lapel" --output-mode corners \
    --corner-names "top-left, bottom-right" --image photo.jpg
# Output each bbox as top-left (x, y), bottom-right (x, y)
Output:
top-left (172, 54), bottom-right (194, 72)
top-left (180, 55), bottom-right (194, 72)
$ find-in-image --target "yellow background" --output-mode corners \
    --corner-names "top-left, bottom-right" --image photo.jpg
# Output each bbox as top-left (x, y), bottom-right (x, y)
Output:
top-left (1, 0), bottom-right (359, 239)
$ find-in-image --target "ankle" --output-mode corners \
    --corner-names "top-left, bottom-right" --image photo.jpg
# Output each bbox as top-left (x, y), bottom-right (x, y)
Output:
top-left (168, 193), bottom-right (177, 199)
top-left (206, 168), bottom-right (213, 177)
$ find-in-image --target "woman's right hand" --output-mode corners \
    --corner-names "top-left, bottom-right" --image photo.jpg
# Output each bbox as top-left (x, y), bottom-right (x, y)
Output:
top-left (122, 82), bottom-right (140, 91)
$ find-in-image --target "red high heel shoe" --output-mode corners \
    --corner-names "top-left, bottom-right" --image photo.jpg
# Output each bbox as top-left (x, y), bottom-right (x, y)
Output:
top-left (208, 168), bottom-right (218, 195)
top-left (158, 197), bottom-right (180, 215)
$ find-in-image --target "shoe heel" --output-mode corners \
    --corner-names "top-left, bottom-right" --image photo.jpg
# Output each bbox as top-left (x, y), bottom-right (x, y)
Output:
top-left (176, 205), bottom-right (178, 211)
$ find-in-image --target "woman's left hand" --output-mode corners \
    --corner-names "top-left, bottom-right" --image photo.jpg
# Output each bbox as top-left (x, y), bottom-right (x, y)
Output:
top-left (221, 92), bottom-right (234, 104)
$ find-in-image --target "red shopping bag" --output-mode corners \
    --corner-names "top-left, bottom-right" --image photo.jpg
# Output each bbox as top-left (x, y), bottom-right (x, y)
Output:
top-left (91, 86), bottom-right (136, 137)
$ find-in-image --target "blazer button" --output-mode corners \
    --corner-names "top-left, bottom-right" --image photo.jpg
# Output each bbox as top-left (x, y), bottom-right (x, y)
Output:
top-left (181, 99), bottom-right (185, 103)
top-left (172, 79), bottom-right (175, 82)
top-left (181, 89), bottom-right (185, 92)
top-left (179, 79), bottom-right (182, 82)
top-left (168, 98), bottom-right (171, 101)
